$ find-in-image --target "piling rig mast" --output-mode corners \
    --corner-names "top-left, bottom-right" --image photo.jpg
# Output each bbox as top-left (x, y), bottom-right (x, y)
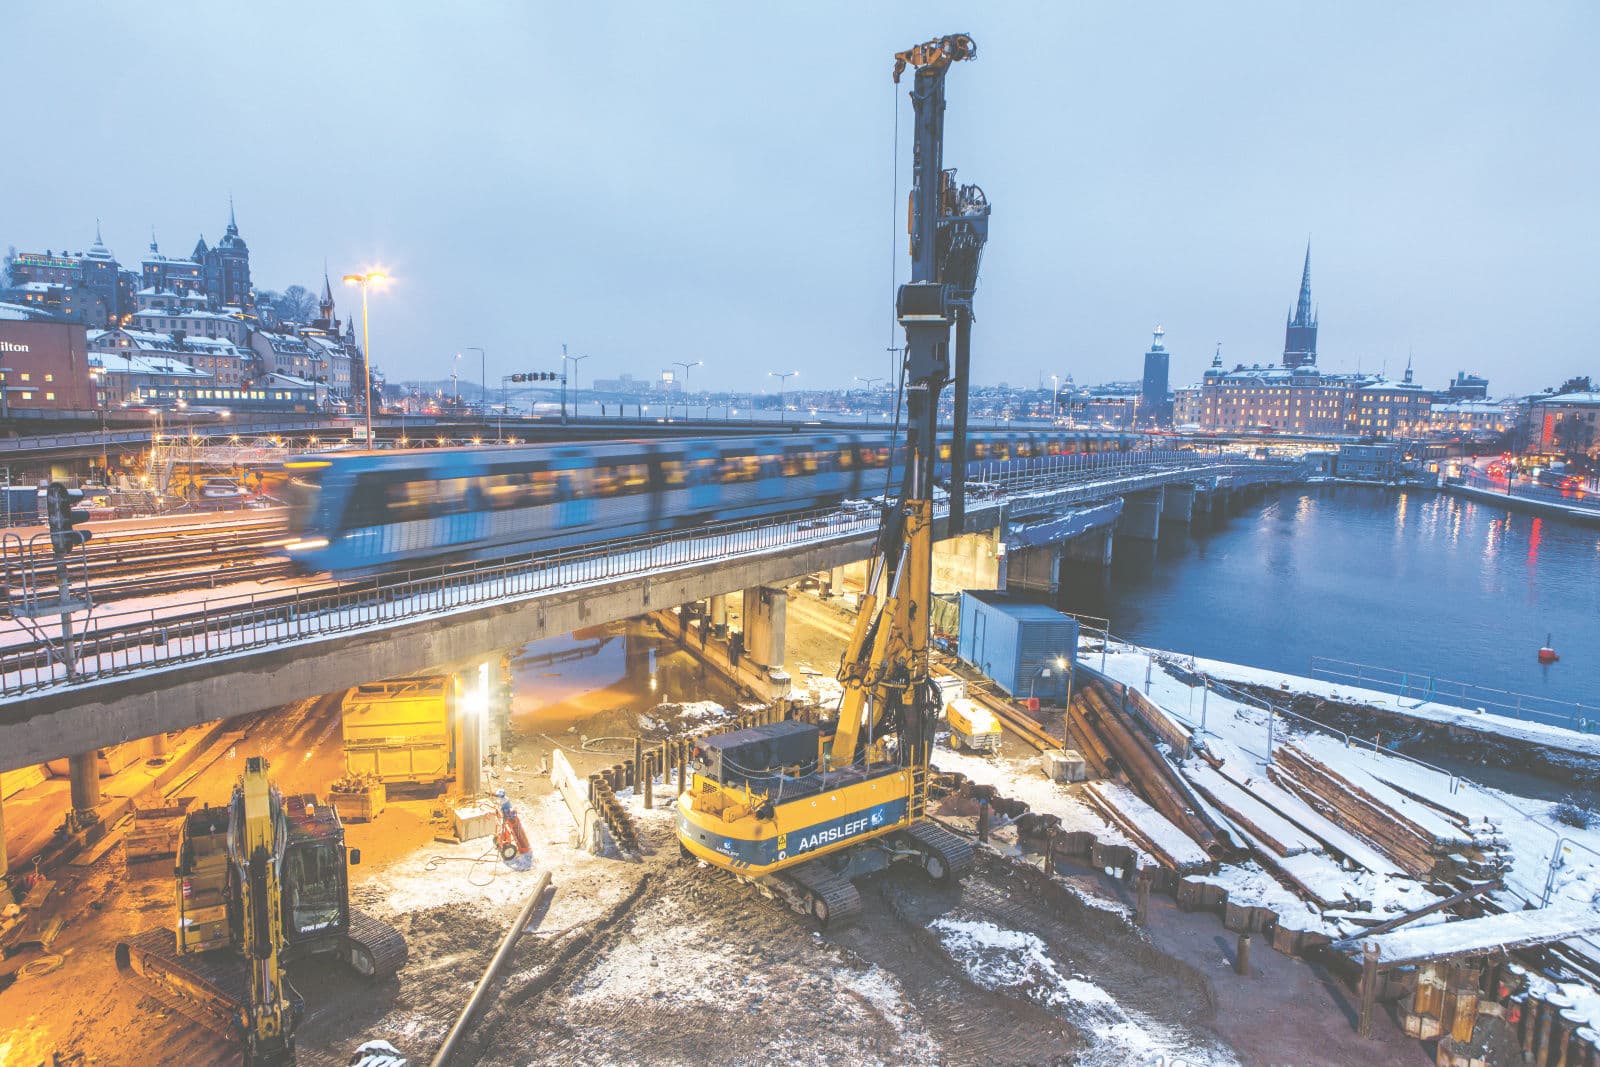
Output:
top-left (675, 35), bottom-right (987, 924)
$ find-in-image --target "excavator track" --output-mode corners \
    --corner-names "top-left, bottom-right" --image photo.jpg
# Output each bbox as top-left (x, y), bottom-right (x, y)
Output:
top-left (901, 819), bottom-right (976, 884)
top-left (116, 927), bottom-right (250, 1037)
top-left (781, 861), bottom-right (864, 929)
top-left (345, 907), bottom-right (409, 978)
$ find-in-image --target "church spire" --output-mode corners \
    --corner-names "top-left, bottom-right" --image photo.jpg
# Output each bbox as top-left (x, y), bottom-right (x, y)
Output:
top-left (226, 195), bottom-right (239, 236)
top-left (149, 226), bottom-right (159, 253)
top-left (1295, 242), bottom-right (1313, 325)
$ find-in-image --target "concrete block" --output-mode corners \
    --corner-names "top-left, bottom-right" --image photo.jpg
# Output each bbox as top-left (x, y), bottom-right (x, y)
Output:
top-left (452, 799), bottom-right (496, 842)
top-left (1042, 748), bottom-right (1088, 782)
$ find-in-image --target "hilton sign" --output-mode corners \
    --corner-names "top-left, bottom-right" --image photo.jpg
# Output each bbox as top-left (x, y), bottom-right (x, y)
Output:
top-left (0, 341), bottom-right (31, 354)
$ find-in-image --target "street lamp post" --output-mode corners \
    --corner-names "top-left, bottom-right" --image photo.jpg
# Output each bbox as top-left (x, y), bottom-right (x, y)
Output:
top-left (770, 370), bottom-right (797, 423)
top-left (342, 270), bottom-right (387, 447)
top-left (567, 352), bottom-right (589, 412)
top-left (672, 360), bottom-right (702, 421)
top-left (855, 376), bottom-right (882, 425)
top-left (1050, 374), bottom-right (1060, 422)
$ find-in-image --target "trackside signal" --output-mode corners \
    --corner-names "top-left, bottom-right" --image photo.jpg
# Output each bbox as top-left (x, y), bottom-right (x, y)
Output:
top-left (45, 482), bottom-right (92, 556)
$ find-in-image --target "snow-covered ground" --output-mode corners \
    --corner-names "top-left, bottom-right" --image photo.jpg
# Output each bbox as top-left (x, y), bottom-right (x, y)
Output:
top-left (931, 914), bottom-right (1239, 1066)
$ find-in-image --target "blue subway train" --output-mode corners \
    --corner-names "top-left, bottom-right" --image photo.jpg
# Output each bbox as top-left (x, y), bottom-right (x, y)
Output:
top-left (281, 430), bottom-right (1140, 575)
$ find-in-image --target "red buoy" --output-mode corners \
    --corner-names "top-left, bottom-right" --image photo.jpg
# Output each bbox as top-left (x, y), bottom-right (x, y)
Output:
top-left (1538, 633), bottom-right (1559, 664)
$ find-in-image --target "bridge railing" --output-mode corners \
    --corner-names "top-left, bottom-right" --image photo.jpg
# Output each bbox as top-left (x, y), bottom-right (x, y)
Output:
top-left (0, 504), bottom-right (883, 696)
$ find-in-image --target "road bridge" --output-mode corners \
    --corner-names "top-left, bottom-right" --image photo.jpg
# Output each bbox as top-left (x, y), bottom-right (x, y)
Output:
top-left (0, 454), bottom-right (1304, 775)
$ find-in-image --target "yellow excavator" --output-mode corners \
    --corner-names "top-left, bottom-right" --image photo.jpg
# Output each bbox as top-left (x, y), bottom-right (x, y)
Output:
top-left (676, 34), bottom-right (989, 925)
top-left (117, 756), bottom-right (407, 1064)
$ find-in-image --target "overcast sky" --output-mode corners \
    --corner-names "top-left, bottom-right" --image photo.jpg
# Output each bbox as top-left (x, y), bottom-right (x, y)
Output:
top-left (4, 3), bottom-right (1595, 396)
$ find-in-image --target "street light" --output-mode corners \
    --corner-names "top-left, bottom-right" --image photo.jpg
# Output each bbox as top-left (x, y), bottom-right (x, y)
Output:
top-left (771, 370), bottom-right (797, 423)
top-left (451, 352), bottom-right (463, 404)
top-left (673, 360), bottom-right (702, 420)
top-left (855, 376), bottom-right (882, 425)
top-left (1050, 374), bottom-right (1060, 422)
top-left (342, 270), bottom-right (387, 447)
top-left (563, 349), bottom-right (589, 420)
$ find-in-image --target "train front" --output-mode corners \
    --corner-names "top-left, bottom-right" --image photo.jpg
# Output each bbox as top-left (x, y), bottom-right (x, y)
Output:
top-left (280, 456), bottom-right (338, 573)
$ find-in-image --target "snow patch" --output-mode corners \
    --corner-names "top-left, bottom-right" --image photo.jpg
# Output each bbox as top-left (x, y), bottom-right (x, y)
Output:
top-left (931, 916), bottom-right (1238, 1066)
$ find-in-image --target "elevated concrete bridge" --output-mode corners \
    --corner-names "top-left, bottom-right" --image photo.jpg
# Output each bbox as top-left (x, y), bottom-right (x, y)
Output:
top-left (0, 453), bottom-right (1304, 773)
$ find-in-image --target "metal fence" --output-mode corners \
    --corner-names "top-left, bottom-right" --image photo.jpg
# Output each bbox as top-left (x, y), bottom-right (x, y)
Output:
top-left (1308, 655), bottom-right (1599, 734)
top-left (1452, 467), bottom-right (1600, 517)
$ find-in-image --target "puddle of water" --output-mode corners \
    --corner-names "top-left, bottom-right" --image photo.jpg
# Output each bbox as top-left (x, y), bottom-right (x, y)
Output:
top-left (509, 619), bottom-right (741, 732)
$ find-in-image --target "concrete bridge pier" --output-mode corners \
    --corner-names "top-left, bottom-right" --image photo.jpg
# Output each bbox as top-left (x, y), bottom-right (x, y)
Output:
top-left (1063, 527), bottom-right (1114, 568)
top-left (1006, 544), bottom-right (1063, 595)
top-left (708, 593), bottom-right (728, 638)
top-left (1211, 488), bottom-right (1231, 519)
top-left (1191, 491), bottom-right (1212, 519)
top-left (1162, 484), bottom-right (1195, 530)
top-left (455, 662), bottom-right (488, 796)
top-left (742, 586), bottom-right (789, 682)
top-left (821, 565), bottom-right (844, 597)
top-left (932, 529), bottom-right (1002, 594)
top-left (1115, 489), bottom-right (1164, 542)
top-left (69, 751), bottom-right (101, 823)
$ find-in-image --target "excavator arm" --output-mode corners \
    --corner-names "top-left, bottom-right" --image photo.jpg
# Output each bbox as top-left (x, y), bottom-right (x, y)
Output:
top-left (235, 756), bottom-right (296, 1065)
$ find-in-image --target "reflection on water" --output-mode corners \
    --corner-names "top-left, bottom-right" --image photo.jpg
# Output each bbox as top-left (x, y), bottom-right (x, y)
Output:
top-left (1060, 485), bottom-right (1600, 709)
top-left (509, 619), bottom-right (740, 731)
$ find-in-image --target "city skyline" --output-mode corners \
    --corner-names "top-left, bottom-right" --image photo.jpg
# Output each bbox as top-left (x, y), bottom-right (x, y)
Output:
top-left (4, 3), bottom-right (1595, 395)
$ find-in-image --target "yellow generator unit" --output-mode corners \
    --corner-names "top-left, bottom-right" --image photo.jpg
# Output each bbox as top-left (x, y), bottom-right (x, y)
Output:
top-left (945, 698), bottom-right (1001, 754)
top-left (340, 676), bottom-right (457, 786)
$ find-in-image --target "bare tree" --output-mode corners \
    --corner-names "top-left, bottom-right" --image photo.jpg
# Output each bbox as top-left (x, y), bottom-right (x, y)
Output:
top-left (280, 284), bottom-right (318, 322)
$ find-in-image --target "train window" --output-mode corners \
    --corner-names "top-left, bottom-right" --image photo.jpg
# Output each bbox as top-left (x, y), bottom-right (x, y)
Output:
top-left (720, 452), bottom-right (761, 483)
top-left (559, 468), bottom-right (590, 500)
top-left (690, 457), bottom-right (718, 484)
top-left (937, 443), bottom-right (952, 463)
top-left (781, 448), bottom-right (823, 477)
top-left (837, 447), bottom-right (856, 471)
top-left (660, 459), bottom-right (687, 487)
top-left (972, 442), bottom-right (987, 461)
top-left (383, 479), bottom-right (440, 524)
top-left (593, 462), bottom-right (649, 498)
top-left (529, 470), bottom-right (560, 504)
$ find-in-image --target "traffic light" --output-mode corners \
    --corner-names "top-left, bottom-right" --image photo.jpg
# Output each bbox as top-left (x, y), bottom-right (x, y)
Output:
top-left (45, 482), bottom-right (92, 556)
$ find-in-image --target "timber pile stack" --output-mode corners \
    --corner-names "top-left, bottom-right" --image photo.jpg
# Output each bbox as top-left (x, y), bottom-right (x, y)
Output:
top-left (1269, 743), bottom-right (1508, 882)
top-left (1069, 677), bottom-right (1232, 860)
top-left (1080, 779), bottom-right (1211, 872)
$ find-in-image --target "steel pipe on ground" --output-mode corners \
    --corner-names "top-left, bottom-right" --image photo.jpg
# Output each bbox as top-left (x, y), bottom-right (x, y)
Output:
top-left (429, 869), bottom-right (554, 1067)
